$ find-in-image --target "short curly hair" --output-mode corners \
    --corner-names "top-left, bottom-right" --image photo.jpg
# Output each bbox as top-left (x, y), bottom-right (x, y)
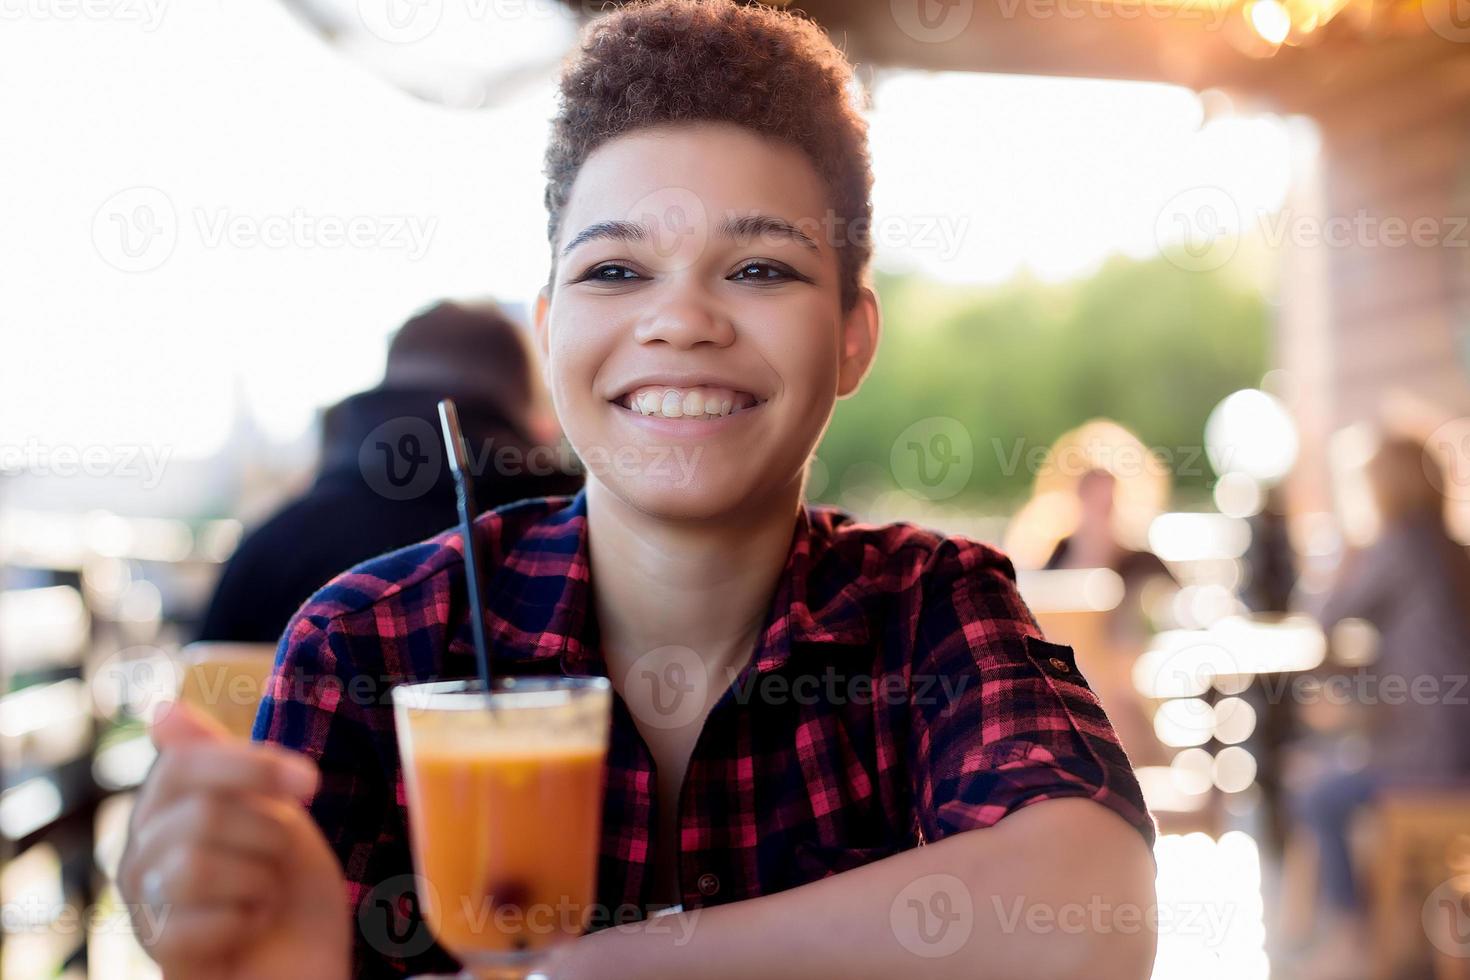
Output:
top-left (544, 0), bottom-right (874, 310)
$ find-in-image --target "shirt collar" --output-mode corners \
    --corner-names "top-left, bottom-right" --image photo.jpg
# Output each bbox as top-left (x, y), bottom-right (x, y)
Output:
top-left (451, 487), bottom-right (873, 676)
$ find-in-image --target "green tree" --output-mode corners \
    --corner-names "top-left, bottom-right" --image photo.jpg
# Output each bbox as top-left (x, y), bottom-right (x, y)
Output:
top-left (816, 256), bottom-right (1269, 510)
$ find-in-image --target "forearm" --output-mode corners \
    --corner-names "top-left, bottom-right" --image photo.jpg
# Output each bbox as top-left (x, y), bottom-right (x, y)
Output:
top-left (561, 799), bottom-right (1156, 980)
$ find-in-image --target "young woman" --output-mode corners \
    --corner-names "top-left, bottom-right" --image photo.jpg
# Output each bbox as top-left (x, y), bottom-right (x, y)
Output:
top-left (118, 2), bottom-right (1157, 977)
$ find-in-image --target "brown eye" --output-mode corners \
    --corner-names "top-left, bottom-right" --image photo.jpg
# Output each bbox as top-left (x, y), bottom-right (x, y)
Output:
top-left (729, 262), bottom-right (796, 282)
top-left (577, 263), bottom-right (641, 283)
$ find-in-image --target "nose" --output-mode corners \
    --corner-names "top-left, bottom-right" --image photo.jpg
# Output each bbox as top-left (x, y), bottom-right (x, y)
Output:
top-left (633, 286), bottom-right (736, 350)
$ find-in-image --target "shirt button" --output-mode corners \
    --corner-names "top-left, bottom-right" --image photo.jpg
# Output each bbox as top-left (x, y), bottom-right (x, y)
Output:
top-left (696, 872), bottom-right (720, 897)
top-left (1047, 656), bottom-right (1071, 673)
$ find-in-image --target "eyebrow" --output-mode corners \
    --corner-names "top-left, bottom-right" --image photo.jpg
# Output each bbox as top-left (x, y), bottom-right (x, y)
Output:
top-left (720, 214), bottom-right (821, 253)
top-left (559, 212), bottom-right (821, 258)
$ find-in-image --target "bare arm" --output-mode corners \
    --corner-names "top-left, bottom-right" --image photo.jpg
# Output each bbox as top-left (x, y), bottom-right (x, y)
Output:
top-left (560, 798), bottom-right (1156, 980)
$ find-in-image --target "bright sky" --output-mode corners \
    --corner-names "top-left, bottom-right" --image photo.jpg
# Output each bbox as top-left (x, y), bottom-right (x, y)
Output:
top-left (0, 0), bottom-right (1300, 458)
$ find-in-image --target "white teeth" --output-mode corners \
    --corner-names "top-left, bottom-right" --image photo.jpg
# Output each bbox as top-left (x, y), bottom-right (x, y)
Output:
top-left (619, 384), bottom-right (760, 420)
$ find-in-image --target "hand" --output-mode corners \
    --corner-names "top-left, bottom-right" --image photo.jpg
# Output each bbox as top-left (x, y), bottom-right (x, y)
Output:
top-left (117, 700), bottom-right (352, 980)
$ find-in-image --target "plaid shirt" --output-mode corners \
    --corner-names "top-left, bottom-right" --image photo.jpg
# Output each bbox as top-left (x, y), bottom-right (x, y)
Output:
top-left (254, 489), bottom-right (1156, 977)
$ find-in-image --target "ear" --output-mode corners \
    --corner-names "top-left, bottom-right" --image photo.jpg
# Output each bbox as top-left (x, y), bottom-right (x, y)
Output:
top-left (532, 284), bottom-right (553, 391)
top-left (836, 284), bottom-right (881, 399)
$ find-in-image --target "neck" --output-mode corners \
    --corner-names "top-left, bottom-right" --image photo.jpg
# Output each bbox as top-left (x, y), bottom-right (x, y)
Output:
top-left (585, 477), bottom-right (803, 681)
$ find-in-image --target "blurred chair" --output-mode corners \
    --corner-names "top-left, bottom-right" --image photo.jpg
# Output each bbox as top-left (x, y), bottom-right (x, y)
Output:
top-left (1365, 789), bottom-right (1470, 980)
top-left (175, 642), bottom-right (277, 739)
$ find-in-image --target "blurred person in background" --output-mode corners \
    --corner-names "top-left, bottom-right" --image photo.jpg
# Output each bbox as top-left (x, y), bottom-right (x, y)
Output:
top-left (1289, 434), bottom-right (1470, 977)
top-left (197, 300), bottom-right (582, 644)
top-left (1044, 467), bottom-right (1175, 641)
top-left (1041, 466), bottom-right (1175, 768)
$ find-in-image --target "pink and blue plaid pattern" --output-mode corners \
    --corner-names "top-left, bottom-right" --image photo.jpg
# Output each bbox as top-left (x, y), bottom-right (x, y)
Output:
top-left (254, 489), bottom-right (1156, 977)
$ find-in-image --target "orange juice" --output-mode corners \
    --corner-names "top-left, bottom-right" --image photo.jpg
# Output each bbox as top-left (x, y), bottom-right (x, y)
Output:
top-left (403, 740), bottom-right (606, 954)
top-left (392, 678), bottom-right (612, 977)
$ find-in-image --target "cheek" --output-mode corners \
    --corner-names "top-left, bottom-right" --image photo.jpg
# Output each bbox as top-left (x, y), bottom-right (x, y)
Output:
top-left (765, 311), bottom-right (841, 416)
top-left (545, 318), bottom-right (607, 410)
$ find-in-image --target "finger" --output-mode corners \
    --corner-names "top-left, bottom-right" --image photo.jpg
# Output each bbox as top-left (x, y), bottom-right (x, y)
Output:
top-left (142, 742), bottom-right (319, 818)
top-left (135, 903), bottom-right (262, 965)
top-left (150, 699), bottom-right (233, 751)
top-left (129, 792), bottom-right (292, 869)
top-left (155, 846), bottom-right (282, 907)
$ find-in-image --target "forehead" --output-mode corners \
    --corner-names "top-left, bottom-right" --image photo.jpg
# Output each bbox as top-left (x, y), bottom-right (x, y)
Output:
top-left (557, 122), bottom-right (833, 250)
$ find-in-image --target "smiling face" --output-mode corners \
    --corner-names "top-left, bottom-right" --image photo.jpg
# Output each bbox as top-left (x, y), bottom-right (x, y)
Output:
top-left (534, 122), bottom-right (879, 522)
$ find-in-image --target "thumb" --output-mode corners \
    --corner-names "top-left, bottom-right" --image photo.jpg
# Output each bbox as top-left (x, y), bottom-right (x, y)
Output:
top-left (149, 698), bottom-right (234, 751)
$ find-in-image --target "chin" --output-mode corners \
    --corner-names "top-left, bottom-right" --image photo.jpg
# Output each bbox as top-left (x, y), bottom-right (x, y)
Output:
top-left (603, 470), bottom-right (753, 522)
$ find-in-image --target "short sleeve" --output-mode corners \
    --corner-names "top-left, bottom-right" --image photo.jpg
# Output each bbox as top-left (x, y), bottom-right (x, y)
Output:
top-left (254, 613), bottom-right (459, 979)
top-left (908, 547), bottom-right (1157, 852)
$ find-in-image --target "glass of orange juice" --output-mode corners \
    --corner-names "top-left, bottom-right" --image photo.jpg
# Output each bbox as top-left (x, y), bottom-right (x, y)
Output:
top-left (392, 677), bottom-right (612, 979)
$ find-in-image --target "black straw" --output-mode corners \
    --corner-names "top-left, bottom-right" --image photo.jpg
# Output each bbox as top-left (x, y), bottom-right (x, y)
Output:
top-left (437, 398), bottom-right (494, 695)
